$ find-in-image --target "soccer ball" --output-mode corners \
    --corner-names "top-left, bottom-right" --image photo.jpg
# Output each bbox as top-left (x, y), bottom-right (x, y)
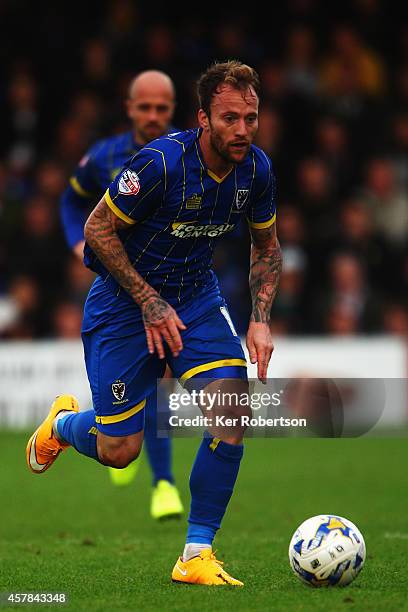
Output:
top-left (289, 514), bottom-right (366, 587)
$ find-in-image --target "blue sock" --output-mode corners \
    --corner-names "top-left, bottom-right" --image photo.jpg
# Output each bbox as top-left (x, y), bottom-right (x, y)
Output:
top-left (187, 435), bottom-right (244, 545)
top-left (57, 410), bottom-right (99, 461)
top-left (143, 389), bottom-right (174, 486)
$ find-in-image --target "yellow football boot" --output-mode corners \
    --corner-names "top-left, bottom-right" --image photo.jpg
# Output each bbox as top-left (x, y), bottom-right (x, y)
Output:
top-left (171, 549), bottom-right (243, 586)
top-left (151, 479), bottom-right (184, 520)
top-left (26, 395), bottom-right (79, 474)
top-left (108, 461), bottom-right (140, 486)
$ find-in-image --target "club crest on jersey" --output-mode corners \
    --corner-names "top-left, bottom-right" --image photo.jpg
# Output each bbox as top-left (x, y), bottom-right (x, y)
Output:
top-left (118, 170), bottom-right (140, 196)
top-left (234, 189), bottom-right (249, 210)
top-left (112, 380), bottom-right (126, 401)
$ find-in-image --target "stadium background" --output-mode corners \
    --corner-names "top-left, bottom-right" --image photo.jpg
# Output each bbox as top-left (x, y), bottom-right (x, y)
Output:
top-left (0, 0), bottom-right (407, 338)
top-left (1, 1), bottom-right (408, 610)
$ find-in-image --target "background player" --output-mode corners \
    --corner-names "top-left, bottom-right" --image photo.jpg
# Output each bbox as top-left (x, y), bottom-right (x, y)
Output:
top-left (60, 69), bottom-right (183, 520)
top-left (27, 61), bottom-right (282, 586)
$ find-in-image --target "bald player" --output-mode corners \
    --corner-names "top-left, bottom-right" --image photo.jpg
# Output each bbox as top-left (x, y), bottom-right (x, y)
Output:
top-left (60, 70), bottom-right (183, 520)
top-left (62, 70), bottom-right (176, 258)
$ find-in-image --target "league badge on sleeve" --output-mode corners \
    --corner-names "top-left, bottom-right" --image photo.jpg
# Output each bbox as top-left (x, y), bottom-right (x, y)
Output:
top-left (118, 169), bottom-right (140, 196)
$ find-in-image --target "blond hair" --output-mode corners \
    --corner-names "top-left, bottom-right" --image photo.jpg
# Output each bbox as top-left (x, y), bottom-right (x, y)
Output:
top-left (197, 60), bottom-right (260, 115)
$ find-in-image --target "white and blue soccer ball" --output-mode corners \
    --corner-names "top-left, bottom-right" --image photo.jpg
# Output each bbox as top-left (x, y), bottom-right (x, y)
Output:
top-left (289, 514), bottom-right (366, 587)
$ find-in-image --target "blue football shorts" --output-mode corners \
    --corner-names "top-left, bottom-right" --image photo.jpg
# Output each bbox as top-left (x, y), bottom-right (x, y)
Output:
top-left (82, 299), bottom-right (247, 436)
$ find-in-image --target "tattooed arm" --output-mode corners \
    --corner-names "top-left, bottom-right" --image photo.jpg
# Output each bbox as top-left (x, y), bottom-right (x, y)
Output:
top-left (249, 222), bottom-right (282, 323)
top-left (246, 222), bottom-right (282, 383)
top-left (84, 198), bottom-right (186, 358)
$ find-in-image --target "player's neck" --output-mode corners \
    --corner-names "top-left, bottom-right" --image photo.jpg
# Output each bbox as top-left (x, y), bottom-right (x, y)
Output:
top-left (132, 129), bottom-right (149, 148)
top-left (199, 131), bottom-right (233, 179)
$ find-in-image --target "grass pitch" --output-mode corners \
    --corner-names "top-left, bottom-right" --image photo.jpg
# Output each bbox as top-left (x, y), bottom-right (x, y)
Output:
top-left (0, 431), bottom-right (407, 611)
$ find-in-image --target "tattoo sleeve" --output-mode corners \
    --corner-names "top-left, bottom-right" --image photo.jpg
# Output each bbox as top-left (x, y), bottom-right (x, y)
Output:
top-left (84, 198), bottom-right (169, 324)
top-left (249, 223), bottom-right (282, 323)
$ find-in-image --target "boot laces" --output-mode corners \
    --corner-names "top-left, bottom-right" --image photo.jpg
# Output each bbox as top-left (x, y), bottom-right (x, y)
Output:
top-left (209, 551), bottom-right (224, 569)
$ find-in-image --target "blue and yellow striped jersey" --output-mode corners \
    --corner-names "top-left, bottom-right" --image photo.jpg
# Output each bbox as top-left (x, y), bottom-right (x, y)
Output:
top-left (84, 128), bottom-right (277, 306)
top-left (61, 130), bottom-right (171, 249)
top-left (70, 131), bottom-right (140, 197)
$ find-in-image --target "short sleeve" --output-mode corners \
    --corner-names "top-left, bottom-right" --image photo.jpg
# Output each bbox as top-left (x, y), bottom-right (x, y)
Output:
top-left (69, 146), bottom-right (102, 198)
top-left (105, 149), bottom-right (165, 225)
top-left (246, 152), bottom-right (277, 230)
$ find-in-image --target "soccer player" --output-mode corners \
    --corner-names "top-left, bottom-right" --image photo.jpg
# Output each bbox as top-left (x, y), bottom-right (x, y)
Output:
top-left (60, 70), bottom-right (183, 520)
top-left (27, 61), bottom-right (282, 586)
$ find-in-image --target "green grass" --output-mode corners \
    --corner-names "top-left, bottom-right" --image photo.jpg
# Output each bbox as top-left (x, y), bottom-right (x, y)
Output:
top-left (0, 432), bottom-right (407, 611)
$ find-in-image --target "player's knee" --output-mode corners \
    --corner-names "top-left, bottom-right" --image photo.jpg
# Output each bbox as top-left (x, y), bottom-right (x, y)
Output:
top-left (219, 405), bottom-right (252, 444)
top-left (97, 436), bottom-right (142, 468)
top-left (98, 445), bottom-right (141, 468)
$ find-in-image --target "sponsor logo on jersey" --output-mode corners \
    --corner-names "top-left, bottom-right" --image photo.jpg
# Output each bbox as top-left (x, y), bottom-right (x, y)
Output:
top-left (185, 194), bottom-right (202, 210)
top-left (118, 169), bottom-right (140, 195)
top-left (171, 222), bottom-right (234, 238)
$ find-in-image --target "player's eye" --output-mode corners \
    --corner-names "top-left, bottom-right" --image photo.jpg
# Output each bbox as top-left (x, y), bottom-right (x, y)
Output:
top-left (137, 104), bottom-right (150, 111)
top-left (156, 105), bottom-right (171, 113)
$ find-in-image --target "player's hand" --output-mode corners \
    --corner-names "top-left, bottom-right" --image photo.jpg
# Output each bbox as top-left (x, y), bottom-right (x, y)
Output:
top-left (246, 321), bottom-right (274, 384)
top-left (73, 240), bottom-right (85, 261)
top-left (142, 295), bottom-right (186, 359)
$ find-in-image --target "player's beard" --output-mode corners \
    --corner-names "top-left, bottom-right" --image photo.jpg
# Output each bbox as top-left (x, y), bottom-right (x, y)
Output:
top-left (140, 123), bottom-right (163, 143)
top-left (209, 128), bottom-right (250, 164)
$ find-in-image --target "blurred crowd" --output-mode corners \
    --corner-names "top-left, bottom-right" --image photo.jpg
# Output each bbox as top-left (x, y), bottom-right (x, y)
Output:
top-left (0, 0), bottom-right (407, 339)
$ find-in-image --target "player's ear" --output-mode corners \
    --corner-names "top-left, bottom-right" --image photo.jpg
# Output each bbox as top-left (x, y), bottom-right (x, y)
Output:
top-left (198, 109), bottom-right (210, 131)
